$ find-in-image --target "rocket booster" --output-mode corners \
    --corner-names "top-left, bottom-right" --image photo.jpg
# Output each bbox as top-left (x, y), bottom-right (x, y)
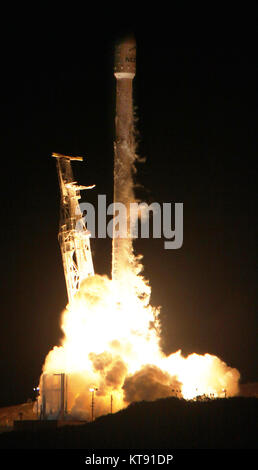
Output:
top-left (112, 35), bottom-right (137, 282)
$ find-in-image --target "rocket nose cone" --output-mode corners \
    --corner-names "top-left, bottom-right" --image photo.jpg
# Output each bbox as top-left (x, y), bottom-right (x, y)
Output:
top-left (114, 35), bottom-right (136, 77)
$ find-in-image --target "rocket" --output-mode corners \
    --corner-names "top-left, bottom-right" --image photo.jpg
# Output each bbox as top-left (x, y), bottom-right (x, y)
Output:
top-left (112, 35), bottom-right (137, 282)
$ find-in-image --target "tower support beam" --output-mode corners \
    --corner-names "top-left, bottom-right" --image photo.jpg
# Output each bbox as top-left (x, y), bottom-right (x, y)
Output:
top-left (52, 153), bottom-right (95, 304)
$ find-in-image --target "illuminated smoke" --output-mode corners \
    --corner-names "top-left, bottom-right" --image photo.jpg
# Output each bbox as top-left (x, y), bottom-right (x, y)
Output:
top-left (38, 269), bottom-right (240, 419)
top-left (123, 365), bottom-right (182, 403)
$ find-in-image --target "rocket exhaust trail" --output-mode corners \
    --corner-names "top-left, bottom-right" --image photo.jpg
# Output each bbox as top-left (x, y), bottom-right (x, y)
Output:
top-left (112, 35), bottom-right (137, 284)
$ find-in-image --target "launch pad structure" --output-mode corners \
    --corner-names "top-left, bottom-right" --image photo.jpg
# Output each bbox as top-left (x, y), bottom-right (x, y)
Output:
top-left (52, 152), bottom-right (95, 304)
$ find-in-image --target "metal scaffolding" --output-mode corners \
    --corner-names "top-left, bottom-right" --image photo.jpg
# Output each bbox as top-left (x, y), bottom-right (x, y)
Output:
top-left (52, 152), bottom-right (95, 304)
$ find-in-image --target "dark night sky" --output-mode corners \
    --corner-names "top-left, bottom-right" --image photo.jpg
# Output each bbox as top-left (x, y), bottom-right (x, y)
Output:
top-left (0, 24), bottom-right (257, 407)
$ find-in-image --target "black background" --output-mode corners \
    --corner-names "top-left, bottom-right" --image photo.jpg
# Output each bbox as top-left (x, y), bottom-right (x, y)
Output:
top-left (0, 19), bottom-right (257, 407)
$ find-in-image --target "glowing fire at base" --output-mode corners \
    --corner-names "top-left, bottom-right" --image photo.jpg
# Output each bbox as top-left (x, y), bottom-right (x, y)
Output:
top-left (39, 270), bottom-right (240, 420)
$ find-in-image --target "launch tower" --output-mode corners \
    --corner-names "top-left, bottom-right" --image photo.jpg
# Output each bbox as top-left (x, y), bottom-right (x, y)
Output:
top-left (52, 152), bottom-right (95, 304)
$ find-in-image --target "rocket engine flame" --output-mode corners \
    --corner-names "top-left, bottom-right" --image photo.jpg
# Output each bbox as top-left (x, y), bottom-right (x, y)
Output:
top-left (40, 272), bottom-right (162, 417)
top-left (39, 270), bottom-right (240, 419)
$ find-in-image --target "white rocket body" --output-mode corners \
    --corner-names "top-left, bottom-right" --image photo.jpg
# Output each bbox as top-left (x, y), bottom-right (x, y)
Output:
top-left (112, 36), bottom-right (137, 283)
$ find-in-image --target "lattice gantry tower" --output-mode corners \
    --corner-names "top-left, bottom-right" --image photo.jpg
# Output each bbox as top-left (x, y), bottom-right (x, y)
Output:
top-left (52, 153), bottom-right (95, 304)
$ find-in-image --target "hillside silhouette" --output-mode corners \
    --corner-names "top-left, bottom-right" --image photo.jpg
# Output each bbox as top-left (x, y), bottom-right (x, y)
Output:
top-left (0, 397), bottom-right (257, 449)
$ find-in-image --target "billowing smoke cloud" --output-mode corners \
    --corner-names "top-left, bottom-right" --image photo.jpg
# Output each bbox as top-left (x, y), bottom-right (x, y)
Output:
top-left (89, 351), bottom-right (128, 391)
top-left (123, 365), bottom-right (182, 403)
top-left (105, 360), bottom-right (128, 389)
top-left (37, 270), bottom-right (241, 421)
top-left (89, 352), bottom-right (113, 372)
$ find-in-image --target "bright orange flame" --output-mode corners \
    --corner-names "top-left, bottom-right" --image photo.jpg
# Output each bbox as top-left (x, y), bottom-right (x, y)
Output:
top-left (39, 267), bottom-right (240, 419)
